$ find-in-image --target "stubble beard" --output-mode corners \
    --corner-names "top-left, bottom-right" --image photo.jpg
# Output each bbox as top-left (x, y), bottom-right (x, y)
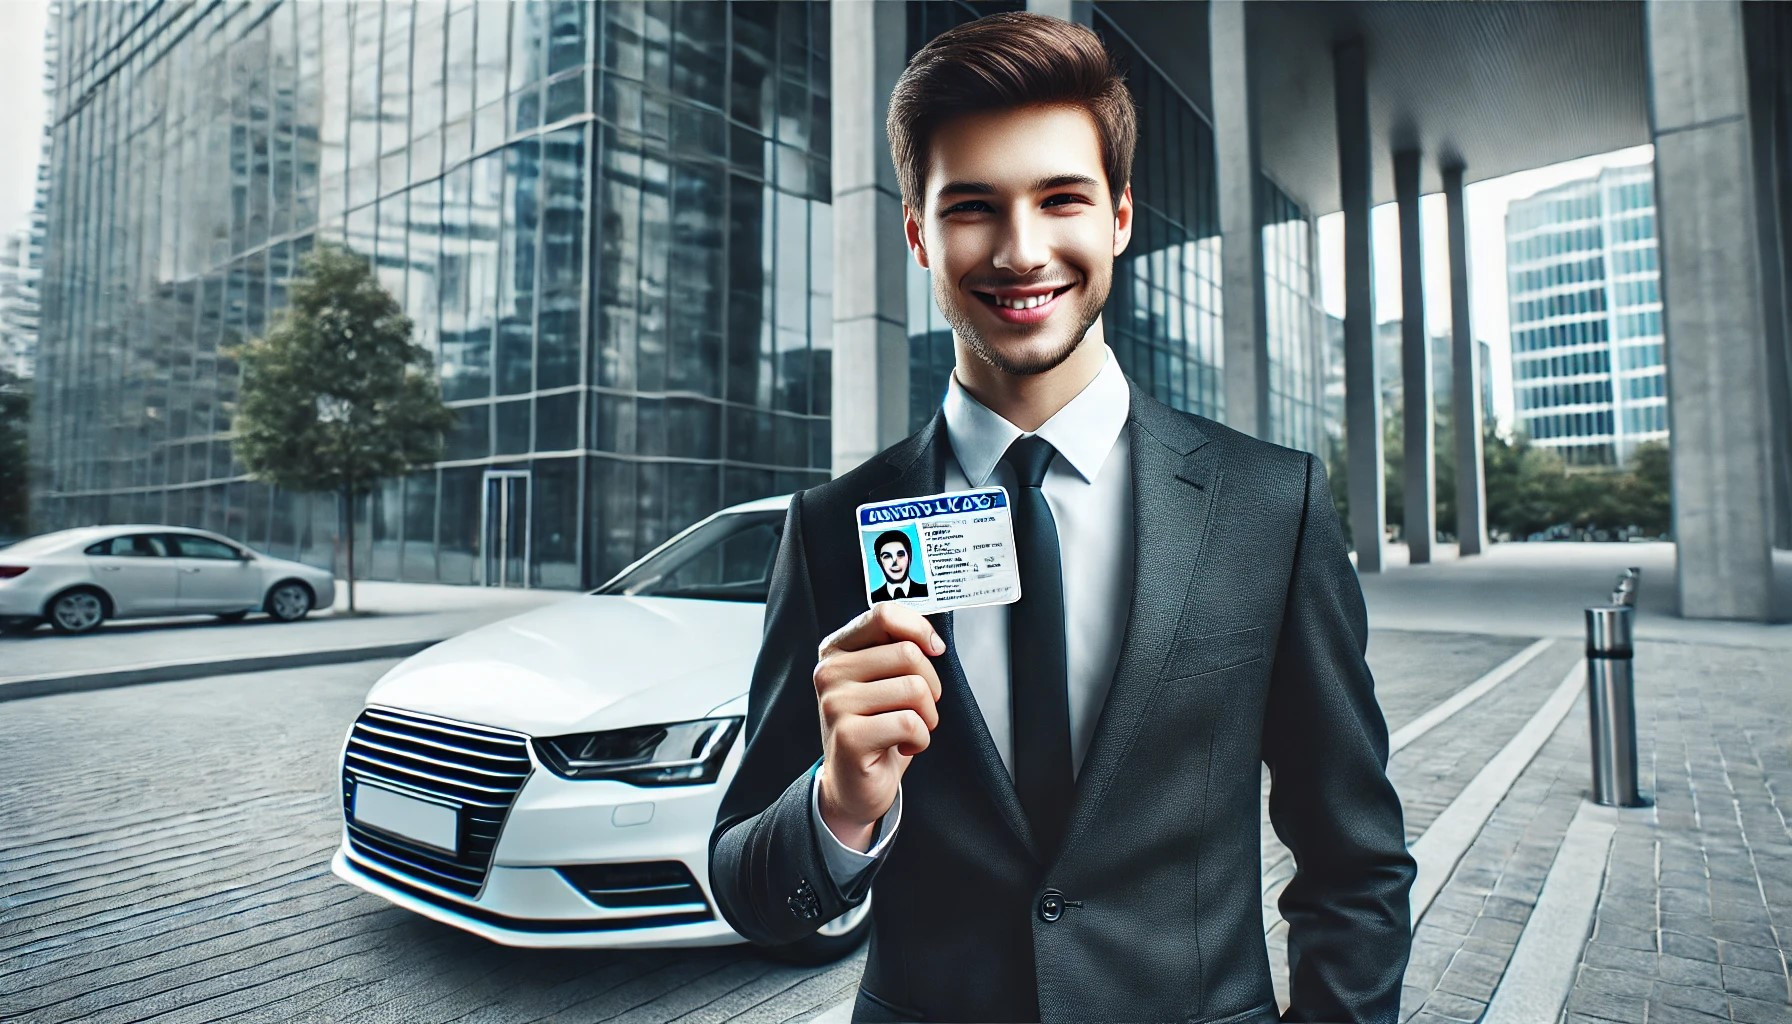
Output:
top-left (938, 269), bottom-right (1111, 377)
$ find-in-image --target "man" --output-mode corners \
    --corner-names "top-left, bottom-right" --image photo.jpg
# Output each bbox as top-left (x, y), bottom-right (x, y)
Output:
top-left (709, 12), bottom-right (1414, 1024)
top-left (870, 531), bottom-right (929, 603)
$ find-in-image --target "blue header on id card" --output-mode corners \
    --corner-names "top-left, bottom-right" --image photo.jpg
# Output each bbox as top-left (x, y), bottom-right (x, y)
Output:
top-left (857, 489), bottom-right (1009, 527)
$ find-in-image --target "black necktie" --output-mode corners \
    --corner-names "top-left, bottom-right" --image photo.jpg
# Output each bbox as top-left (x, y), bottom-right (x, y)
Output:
top-left (1000, 435), bottom-right (1072, 857)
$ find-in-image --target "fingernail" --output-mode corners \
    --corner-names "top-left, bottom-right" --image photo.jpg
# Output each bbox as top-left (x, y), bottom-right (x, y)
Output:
top-left (929, 632), bottom-right (944, 655)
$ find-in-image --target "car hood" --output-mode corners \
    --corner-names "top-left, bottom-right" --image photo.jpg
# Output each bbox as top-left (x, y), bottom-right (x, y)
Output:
top-left (364, 594), bottom-right (764, 737)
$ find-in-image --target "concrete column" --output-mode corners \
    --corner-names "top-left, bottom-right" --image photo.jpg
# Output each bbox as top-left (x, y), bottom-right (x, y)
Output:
top-left (1443, 163), bottom-right (1489, 556)
top-left (830, 0), bottom-right (912, 477)
top-left (1211, 0), bottom-right (1269, 441)
top-left (1741, 0), bottom-right (1792, 552)
top-left (1646, 0), bottom-right (1777, 620)
top-left (1336, 39), bottom-right (1383, 572)
top-left (1394, 149), bottom-right (1433, 564)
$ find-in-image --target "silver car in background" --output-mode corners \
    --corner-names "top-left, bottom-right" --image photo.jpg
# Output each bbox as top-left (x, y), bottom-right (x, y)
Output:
top-left (0, 525), bottom-right (338, 634)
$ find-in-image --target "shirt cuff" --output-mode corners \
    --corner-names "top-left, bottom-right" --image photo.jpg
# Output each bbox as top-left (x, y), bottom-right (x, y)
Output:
top-left (809, 762), bottom-right (902, 889)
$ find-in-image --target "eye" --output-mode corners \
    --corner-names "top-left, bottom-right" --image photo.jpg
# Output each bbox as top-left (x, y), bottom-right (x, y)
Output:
top-left (1043, 193), bottom-right (1089, 209)
top-left (944, 200), bottom-right (992, 215)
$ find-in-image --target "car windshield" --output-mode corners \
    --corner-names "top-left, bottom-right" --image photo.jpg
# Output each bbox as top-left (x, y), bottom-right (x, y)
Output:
top-left (593, 510), bottom-right (784, 603)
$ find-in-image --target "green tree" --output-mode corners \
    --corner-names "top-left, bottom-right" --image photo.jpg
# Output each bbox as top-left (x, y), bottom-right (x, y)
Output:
top-left (0, 368), bottom-right (28, 538)
top-left (227, 243), bottom-right (455, 612)
top-left (1618, 439), bottom-right (1672, 538)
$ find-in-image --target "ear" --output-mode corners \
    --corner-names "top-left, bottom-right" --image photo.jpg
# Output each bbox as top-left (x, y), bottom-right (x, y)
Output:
top-left (1113, 184), bottom-right (1135, 258)
top-left (904, 203), bottom-right (931, 270)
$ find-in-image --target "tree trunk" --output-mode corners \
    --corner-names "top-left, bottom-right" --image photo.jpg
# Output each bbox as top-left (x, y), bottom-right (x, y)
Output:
top-left (344, 487), bottom-right (357, 614)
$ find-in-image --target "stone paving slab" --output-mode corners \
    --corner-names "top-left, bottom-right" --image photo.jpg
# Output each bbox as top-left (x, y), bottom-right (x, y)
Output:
top-left (0, 629), bottom-right (1511, 1024)
top-left (1396, 637), bottom-right (1792, 1024)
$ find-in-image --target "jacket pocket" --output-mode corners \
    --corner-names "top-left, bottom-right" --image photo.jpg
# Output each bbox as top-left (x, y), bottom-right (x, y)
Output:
top-left (1162, 624), bottom-right (1267, 682)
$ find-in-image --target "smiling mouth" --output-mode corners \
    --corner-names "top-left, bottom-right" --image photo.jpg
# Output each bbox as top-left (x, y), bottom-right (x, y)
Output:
top-left (972, 285), bottom-right (1074, 311)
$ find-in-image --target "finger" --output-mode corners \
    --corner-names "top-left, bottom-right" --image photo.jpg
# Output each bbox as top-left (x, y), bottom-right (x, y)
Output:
top-left (839, 708), bottom-right (931, 759)
top-left (814, 642), bottom-right (943, 701)
top-left (819, 602), bottom-right (945, 661)
top-left (821, 674), bottom-right (940, 731)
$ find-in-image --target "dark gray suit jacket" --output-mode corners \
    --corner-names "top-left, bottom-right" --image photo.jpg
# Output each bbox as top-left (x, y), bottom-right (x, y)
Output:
top-left (709, 380), bottom-right (1416, 1023)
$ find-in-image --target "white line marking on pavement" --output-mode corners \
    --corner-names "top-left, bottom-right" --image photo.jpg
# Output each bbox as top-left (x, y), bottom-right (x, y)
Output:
top-left (1388, 639), bottom-right (1556, 754)
top-left (1263, 637), bottom-right (1557, 930)
top-left (1407, 661), bottom-right (1586, 923)
top-left (1480, 802), bottom-right (1619, 1024)
top-left (823, 641), bottom-right (1573, 1022)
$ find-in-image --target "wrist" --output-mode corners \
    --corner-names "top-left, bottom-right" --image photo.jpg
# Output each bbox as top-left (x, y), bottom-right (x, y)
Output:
top-left (817, 771), bottom-right (879, 853)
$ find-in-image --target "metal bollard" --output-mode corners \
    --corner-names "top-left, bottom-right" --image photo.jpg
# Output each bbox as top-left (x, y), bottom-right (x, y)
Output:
top-left (1584, 603), bottom-right (1650, 807)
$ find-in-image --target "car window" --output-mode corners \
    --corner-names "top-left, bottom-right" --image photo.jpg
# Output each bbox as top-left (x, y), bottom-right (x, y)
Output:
top-left (166, 534), bottom-right (243, 560)
top-left (85, 534), bottom-right (170, 558)
top-left (594, 511), bottom-right (783, 603)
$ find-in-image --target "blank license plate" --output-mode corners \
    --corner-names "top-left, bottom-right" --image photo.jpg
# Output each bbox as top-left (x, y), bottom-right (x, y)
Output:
top-left (353, 782), bottom-right (459, 854)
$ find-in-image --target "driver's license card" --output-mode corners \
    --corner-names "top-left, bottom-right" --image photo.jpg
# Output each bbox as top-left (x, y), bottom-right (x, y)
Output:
top-left (855, 487), bottom-right (1022, 615)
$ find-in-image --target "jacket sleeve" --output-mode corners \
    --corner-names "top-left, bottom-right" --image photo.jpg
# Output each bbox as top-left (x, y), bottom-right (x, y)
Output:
top-left (708, 489), bottom-right (892, 946)
top-left (1262, 452), bottom-right (1417, 1024)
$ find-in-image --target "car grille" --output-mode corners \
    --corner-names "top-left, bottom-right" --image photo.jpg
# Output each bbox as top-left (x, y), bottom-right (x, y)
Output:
top-left (341, 706), bottom-right (532, 899)
top-left (557, 861), bottom-right (712, 912)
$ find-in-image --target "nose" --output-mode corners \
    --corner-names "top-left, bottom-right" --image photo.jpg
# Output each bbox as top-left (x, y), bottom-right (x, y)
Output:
top-left (991, 208), bottom-right (1051, 277)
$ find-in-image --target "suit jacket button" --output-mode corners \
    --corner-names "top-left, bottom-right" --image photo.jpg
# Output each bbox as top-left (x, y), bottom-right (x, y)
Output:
top-left (1038, 889), bottom-right (1064, 922)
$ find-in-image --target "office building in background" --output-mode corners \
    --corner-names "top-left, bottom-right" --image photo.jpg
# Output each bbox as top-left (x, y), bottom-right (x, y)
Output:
top-left (30, 0), bottom-right (1330, 588)
top-left (1505, 162), bottom-right (1666, 468)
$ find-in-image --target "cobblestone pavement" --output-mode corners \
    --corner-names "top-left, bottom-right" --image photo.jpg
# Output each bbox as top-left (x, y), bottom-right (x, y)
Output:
top-left (0, 629), bottom-right (1523, 1023)
top-left (7, 628), bottom-right (1786, 1023)
top-left (1397, 637), bottom-right (1792, 1024)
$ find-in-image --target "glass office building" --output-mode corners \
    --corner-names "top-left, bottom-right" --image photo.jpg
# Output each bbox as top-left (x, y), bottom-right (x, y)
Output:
top-left (34, 0), bottom-right (832, 588)
top-left (1506, 162), bottom-right (1665, 468)
top-left (34, 0), bottom-right (1331, 590)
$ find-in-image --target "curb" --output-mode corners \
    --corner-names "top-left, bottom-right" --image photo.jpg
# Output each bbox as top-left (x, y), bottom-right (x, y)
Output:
top-left (0, 639), bottom-right (444, 703)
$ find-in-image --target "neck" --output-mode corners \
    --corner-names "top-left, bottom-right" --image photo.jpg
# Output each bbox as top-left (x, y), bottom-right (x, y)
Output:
top-left (952, 319), bottom-right (1107, 433)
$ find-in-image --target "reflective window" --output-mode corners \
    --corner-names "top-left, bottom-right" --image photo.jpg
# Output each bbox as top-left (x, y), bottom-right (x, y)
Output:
top-left (167, 534), bottom-right (242, 560)
top-left (85, 534), bottom-right (171, 558)
top-left (36, 0), bottom-right (832, 591)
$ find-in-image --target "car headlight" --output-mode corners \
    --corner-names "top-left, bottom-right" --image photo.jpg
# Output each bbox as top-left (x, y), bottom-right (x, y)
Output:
top-left (534, 717), bottom-right (743, 785)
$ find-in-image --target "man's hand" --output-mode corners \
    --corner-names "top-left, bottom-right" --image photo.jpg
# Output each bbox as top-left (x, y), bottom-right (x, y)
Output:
top-left (813, 602), bottom-right (944, 853)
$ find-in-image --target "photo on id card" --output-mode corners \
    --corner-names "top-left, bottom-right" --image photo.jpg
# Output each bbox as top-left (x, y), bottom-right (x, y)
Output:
top-left (856, 487), bottom-right (1023, 616)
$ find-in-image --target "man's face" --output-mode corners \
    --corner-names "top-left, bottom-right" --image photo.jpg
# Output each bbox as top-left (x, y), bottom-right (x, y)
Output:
top-left (905, 103), bottom-right (1134, 376)
top-left (877, 541), bottom-right (911, 584)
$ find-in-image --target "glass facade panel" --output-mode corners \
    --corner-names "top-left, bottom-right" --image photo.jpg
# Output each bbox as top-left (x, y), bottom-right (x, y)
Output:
top-left (35, 0), bottom-right (832, 589)
top-left (1260, 179), bottom-right (1325, 455)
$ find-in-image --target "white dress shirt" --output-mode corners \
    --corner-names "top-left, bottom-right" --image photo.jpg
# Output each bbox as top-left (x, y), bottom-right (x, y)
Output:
top-left (811, 346), bottom-right (1135, 886)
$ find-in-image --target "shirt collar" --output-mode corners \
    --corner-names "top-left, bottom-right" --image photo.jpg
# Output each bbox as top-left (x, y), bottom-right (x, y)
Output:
top-left (943, 345), bottom-right (1131, 486)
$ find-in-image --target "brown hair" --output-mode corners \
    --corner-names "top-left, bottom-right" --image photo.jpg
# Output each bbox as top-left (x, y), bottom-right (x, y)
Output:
top-left (886, 12), bottom-right (1137, 211)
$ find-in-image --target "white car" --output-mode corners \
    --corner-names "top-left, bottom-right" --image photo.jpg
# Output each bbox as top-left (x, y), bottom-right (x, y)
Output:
top-left (329, 494), bottom-right (871, 963)
top-left (0, 525), bottom-right (338, 634)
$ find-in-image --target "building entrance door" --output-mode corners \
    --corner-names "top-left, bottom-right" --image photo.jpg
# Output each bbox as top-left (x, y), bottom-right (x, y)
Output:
top-left (480, 470), bottom-right (531, 588)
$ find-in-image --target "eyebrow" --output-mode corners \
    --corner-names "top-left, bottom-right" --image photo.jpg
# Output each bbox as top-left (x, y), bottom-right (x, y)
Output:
top-left (935, 173), bottom-right (1103, 202)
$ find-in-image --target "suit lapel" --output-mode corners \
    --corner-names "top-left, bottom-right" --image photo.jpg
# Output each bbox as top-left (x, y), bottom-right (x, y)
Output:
top-left (863, 411), bottom-right (1042, 863)
top-left (1055, 381), bottom-right (1222, 865)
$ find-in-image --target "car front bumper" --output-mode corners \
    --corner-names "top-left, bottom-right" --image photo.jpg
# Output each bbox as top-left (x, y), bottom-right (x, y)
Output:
top-left (334, 750), bottom-right (747, 950)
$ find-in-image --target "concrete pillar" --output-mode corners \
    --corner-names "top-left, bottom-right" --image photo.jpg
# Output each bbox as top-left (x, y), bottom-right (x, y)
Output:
top-left (1443, 163), bottom-right (1489, 556)
top-left (1394, 149), bottom-right (1433, 564)
top-left (1646, 0), bottom-right (1777, 620)
top-left (830, 0), bottom-right (912, 477)
top-left (1335, 39), bottom-right (1383, 572)
top-left (1741, 0), bottom-right (1792, 552)
top-left (1211, 0), bottom-right (1269, 441)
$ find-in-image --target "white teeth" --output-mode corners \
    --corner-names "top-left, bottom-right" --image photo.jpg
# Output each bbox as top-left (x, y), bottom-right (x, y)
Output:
top-left (994, 291), bottom-right (1055, 310)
